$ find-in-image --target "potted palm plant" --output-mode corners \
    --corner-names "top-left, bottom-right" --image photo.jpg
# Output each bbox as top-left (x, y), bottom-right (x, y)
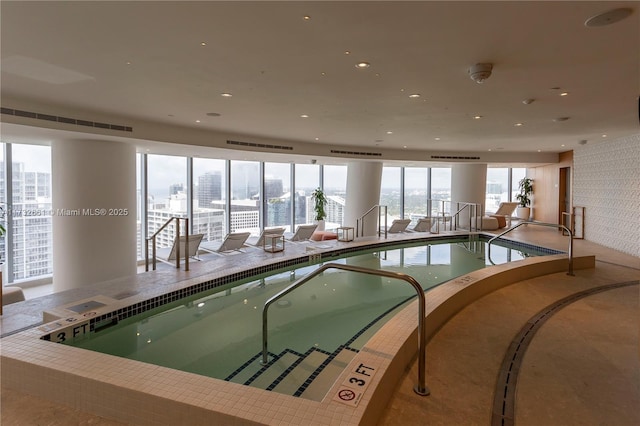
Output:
top-left (515, 177), bottom-right (533, 220)
top-left (311, 187), bottom-right (327, 231)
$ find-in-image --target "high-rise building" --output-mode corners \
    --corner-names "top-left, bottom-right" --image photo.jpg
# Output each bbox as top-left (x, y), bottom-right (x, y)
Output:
top-left (169, 183), bottom-right (184, 195)
top-left (198, 172), bottom-right (222, 208)
top-left (0, 162), bottom-right (53, 280)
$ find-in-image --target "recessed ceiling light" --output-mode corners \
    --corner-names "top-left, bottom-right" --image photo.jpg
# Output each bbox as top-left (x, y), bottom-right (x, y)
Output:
top-left (474, 115), bottom-right (483, 120)
top-left (321, 72), bottom-right (326, 76)
top-left (300, 114), bottom-right (309, 118)
top-left (522, 98), bottom-right (535, 105)
top-left (515, 122), bottom-right (523, 126)
top-left (355, 61), bottom-right (370, 69)
top-left (344, 51), bottom-right (351, 55)
top-left (303, 15), bottom-right (311, 21)
top-left (125, 61), bottom-right (132, 65)
top-left (200, 42), bottom-right (206, 46)
top-left (314, 137), bottom-right (319, 141)
top-left (488, 149), bottom-right (492, 152)
top-left (602, 134), bottom-right (607, 138)
top-left (408, 94), bottom-right (421, 98)
top-left (386, 131), bottom-right (393, 134)
top-left (195, 120), bottom-right (201, 123)
top-left (560, 92), bottom-right (569, 96)
top-left (220, 93), bottom-right (233, 97)
top-left (375, 73), bottom-right (381, 77)
top-left (434, 137), bottom-right (440, 141)
top-left (403, 146), bottom-right (407, 149)
top-left (538, 149), bottom-right (542, 152)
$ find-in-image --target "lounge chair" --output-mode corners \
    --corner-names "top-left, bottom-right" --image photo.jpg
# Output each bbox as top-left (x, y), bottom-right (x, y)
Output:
top-left (412, 218), bottom-right (433, 232)
top-left (288, 224), bottom-right (318, 242)
top-left (388, 219), bottom-right (411, 233)
top-left (490, 202), bottom-right (519, 227)
top-left (201, 232), bottom-right (251, 253)
top-left (156, 234), bottom-right (205, 264)
top-left (248, 227), bottom-right (286, 247)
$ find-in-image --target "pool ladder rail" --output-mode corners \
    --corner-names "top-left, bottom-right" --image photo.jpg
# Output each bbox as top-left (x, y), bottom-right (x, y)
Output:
top-left (261, 262), bottom-right (430, 396)
top-left (487, 221), bottom-right (574, 276)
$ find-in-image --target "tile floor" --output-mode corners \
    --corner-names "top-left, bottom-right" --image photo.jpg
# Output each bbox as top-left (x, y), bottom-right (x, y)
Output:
top-left (1, 225), bottom-right (638, 425)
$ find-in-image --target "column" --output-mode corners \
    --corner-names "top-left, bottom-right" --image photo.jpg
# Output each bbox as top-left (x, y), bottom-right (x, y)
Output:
top-left (52, 139), bottom-right (136, 292)
top-left (451, 163), bottom-right (487, 227)
top-left (344, 161), bottom-right (383, 236)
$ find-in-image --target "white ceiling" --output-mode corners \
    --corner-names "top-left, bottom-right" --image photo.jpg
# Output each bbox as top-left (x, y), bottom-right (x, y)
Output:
top-left (1, 1), bottom-right (638, 164)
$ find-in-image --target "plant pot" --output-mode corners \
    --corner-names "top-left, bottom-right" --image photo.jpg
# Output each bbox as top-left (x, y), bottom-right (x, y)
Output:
top-left (515, 207), bottom-right (530, 220)
top-left (315, 219), bottom-right (325, 231)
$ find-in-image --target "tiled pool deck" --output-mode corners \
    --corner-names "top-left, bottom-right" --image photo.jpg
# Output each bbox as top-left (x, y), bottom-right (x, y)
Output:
top-left (1, 225), bottom-right (638, 425)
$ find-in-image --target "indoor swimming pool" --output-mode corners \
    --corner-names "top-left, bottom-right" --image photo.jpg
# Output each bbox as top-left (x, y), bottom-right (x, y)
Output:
top-left (58, 237), bottom-right (558, 400)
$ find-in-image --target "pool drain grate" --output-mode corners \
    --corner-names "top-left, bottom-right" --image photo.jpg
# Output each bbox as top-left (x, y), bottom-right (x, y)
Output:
top-left (491, 280), bottom-right (639, 426)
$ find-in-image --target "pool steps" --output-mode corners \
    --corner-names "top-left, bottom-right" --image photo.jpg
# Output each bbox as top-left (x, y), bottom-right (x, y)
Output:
top-left (226, 345), bottom-right (358, 401)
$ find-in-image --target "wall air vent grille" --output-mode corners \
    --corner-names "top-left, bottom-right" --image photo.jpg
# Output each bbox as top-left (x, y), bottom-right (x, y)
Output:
top-left (330, 149), bottom-right (382, 157)
top-left (430, 155), bottom-right (481, 160)
top-left (0, 107), bottom-right (133, 132)
top-left (226, 140), bottom-right (293, 151)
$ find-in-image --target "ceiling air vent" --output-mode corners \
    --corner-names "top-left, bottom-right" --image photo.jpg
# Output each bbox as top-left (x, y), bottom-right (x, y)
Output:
top-left (330, 149), bottom-right (382, 157)
top-left (227, 140), bottom-right (293, 151)
top-left (1, 107), bottom-right (133, 132)
top-left (430, 155), bottom-right (481, 160)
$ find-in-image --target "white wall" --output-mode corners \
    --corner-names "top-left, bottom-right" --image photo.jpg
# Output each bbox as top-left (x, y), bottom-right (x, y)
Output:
top-left (573, 134), bottom-right (640, 257)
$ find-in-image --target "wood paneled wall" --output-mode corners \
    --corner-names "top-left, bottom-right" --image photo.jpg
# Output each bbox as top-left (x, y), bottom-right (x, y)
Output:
top-left (528, 151), bottom-right (573, 223)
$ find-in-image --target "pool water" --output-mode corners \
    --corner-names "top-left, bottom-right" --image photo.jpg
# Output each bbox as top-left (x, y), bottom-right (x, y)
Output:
top-left (65, 238), bottom-right (550, 397)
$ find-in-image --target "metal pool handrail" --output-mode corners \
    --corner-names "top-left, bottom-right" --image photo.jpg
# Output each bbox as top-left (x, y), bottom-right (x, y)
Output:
top-left (356, 204), bottom-right (387, 238)
top-left (487, 221), bottom-right (574, 276)
top-left (261, 262), bottom-right (430, 396)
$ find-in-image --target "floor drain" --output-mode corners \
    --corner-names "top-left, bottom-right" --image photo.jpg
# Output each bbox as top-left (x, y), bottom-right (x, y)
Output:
top-left (491, 280), bottom-right (638, 426)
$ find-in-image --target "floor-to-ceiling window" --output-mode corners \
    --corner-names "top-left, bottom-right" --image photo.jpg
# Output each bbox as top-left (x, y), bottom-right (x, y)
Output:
top-left (264, 162), bottom-right (291, 231)
top-left (322, 165), bottom-right (347, 228)
top-left (230, 160), bottom-right (260, 234)
top-left (430, 167), bottom-right (452, 215)
top-left (0, 144), bottom-right (5, 269)
top-left (511, 168), bottom-right (526, 202)
top-left (404, 167), bottom-right (429, 224)
top-left (486, 168), bottom-right (509, 213)
top-left (193, 158), bottom-right (227, 243)
top-left (146, 154), bottom-right (188, 249)
top-left (136, 153), bottom-right (143, 260)
top-left (380, 166), bottom-right (402, 222)
top-left (294, 163), bottom-right (320, 227)
top-left (0, 143), bottom-right (53, 284)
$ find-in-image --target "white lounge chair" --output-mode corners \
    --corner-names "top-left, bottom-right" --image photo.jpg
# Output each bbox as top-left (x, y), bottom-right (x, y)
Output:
top-left (156, 234), bottom-right (205, 264)
top-left (248, 227), bottom-right (286, 247)
top-left (388, 219), bottom-right (411, 233)
top-left (412, 218), bottom-right (433, 232)
top-left (490, 202), bottom-right (519, 227)
top-left (288, 224), bottom-right (318, 242)
top-left (201, 232), bottom-right (251, 253)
